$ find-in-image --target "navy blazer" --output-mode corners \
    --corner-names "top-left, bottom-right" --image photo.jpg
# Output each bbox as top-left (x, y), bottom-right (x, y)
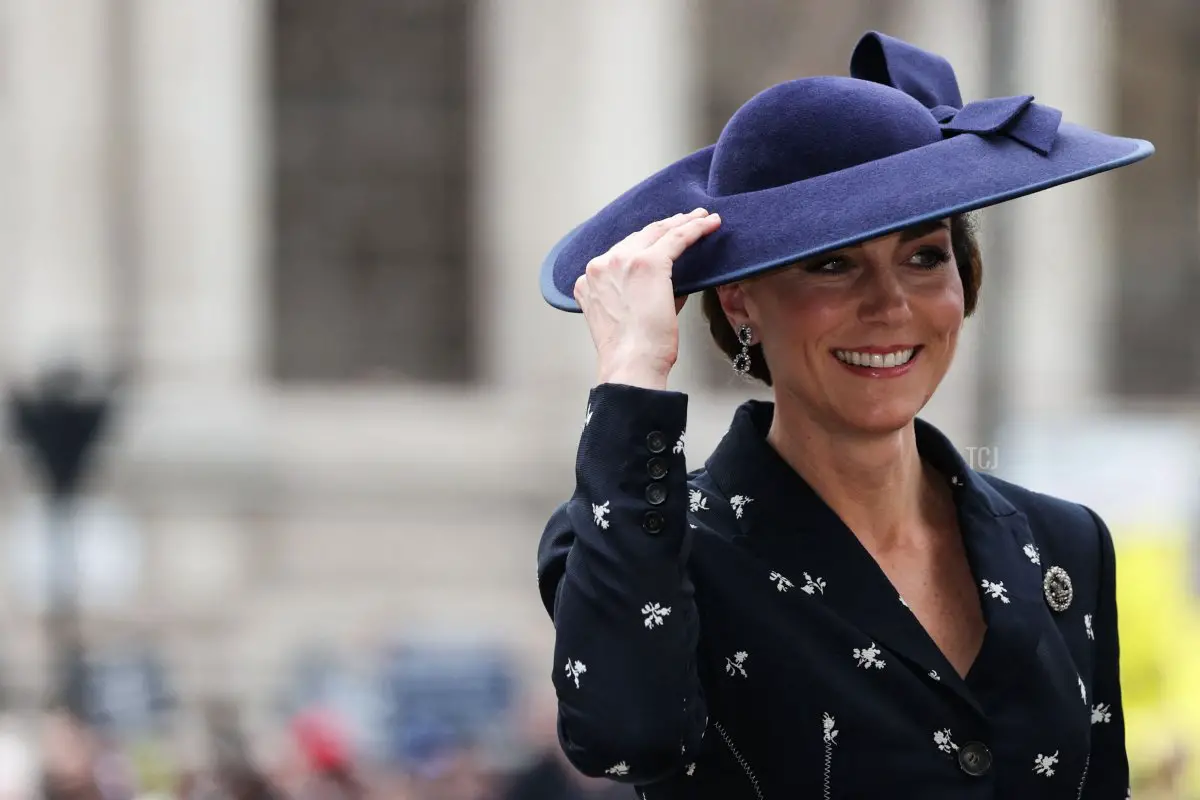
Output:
top-left (537, 384), bottom-right (1129, 799)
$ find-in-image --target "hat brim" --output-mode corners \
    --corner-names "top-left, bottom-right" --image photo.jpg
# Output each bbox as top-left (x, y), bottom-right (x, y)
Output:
top-left (540, 124), bottom-right (1154, 312)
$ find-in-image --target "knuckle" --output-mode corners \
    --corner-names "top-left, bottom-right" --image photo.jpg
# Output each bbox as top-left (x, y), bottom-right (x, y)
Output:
top-left (628, 252), bottom-right (653, 270)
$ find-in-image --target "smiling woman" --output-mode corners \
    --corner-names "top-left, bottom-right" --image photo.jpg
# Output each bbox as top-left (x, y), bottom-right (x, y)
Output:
top-left (534, 30), bottom-right (1153, 799)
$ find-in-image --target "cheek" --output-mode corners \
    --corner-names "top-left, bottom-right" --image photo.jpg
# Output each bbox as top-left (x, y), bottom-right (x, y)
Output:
top-left (756, 281), bottom-right (852, 348)
top-left (927, 281), bottom-right (966, 339)
top-left (906, 266), bottom-right (966, 340)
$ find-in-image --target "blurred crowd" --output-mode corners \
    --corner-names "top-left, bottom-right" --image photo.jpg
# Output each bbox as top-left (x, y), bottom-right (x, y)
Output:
top-left (0, 701), bottom-right (633, 800)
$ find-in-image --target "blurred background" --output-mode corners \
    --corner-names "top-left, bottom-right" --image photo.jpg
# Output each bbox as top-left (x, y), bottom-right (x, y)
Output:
top-left (0, 0), bottom-right (1196, 797)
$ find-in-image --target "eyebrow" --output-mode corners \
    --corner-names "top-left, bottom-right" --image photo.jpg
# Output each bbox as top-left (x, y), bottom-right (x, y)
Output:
top-left (796, 219), bottom-right (951, 269)
top-left (897, 219), bottom-right (950, 242)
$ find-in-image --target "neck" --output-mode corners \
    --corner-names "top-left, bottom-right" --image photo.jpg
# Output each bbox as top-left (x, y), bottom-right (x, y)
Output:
top-left (766, 397), bottom-right (946, 552)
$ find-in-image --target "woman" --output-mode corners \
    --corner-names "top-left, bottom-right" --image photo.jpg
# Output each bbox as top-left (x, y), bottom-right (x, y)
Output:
top-left (534, 32), bottom-right (1154, 799)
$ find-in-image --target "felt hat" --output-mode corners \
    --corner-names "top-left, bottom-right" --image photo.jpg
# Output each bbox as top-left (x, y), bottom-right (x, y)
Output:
top-left (539, 31), bottom-right (1154, 312)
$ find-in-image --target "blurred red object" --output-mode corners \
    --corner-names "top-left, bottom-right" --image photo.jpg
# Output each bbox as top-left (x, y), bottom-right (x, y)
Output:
top-left (290, 709), bottom-right (350, 772)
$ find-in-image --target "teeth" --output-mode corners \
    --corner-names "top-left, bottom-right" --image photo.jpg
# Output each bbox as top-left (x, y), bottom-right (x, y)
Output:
top-left (835, 348), bottom-right (915, 368)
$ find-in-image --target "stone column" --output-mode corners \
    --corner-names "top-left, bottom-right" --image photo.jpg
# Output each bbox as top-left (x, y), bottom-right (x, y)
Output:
top-left (1, 0), bottom-right (121, 381)
top-left (132, 0), bottom-right (266, 394)
top-left (474, 0), bottom-right (699, 469)
top-left (125, 0), bottom-right (265, 688)
top-left (1003, 0), bottom-right (1117, 422)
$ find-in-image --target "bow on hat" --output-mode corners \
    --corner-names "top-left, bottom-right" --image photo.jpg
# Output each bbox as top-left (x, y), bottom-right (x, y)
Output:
top-left (851, 31), bottom-right (1063, 156)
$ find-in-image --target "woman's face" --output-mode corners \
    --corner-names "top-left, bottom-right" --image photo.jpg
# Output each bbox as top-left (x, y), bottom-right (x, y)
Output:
top-left (718, 219), bottom-right (965, 435)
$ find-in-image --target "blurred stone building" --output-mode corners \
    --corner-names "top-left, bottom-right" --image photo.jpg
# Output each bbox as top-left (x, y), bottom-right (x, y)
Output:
top-left (0, 0), bottom-right (1195, 747)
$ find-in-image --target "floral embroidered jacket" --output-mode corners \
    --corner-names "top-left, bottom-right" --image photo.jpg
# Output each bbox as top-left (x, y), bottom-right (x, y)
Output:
top-left (536, 383), bottom-right (1129, 799)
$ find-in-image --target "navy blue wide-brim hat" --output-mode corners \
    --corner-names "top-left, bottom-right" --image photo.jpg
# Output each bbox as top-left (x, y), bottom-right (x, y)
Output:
top-left (539, 31), bottom-right (1154, 312)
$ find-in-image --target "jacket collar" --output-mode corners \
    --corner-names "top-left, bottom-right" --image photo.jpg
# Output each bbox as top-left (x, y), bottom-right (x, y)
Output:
top-left (704, 400), bottom-right (1044, 717)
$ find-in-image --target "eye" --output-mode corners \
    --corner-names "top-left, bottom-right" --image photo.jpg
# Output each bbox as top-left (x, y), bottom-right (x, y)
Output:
top-left (804, 256), bottom-right (851, 275)
top-left (910, 246), bottom-right (950, 269)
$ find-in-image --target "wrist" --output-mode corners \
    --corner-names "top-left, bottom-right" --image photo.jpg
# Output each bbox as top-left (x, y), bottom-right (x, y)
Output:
top-left (597, 363), bottom-right (671, 391)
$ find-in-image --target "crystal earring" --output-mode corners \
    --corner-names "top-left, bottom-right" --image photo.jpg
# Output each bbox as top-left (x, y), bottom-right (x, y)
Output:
top-left (733, 324), bottom-right (753, 376)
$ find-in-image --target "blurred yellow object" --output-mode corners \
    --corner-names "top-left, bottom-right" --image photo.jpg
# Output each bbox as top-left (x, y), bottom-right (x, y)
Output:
top-left (1115, 527), bottom-right (1200, 797)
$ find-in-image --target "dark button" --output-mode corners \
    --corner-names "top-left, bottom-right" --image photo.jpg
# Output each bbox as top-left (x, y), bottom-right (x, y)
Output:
top-left (643, 510), bottom-right (665, 535)
top-left (646, 431), bottom-right (667, 453)
top-left (646, 483), bottom-right (668, 506)
top-left (957, 742), bottom-right (992, 777)
top-left (647, 457), bottom-right (668, 480)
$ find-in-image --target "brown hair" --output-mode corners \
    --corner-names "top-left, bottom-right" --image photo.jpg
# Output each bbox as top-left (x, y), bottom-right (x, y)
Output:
top-left (701, 214), bottom-right (982, 386)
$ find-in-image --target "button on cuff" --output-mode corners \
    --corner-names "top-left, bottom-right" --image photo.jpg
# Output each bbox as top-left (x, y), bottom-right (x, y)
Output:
top-left (643, 510), bottom-right (665, 535)
top-left (646, 431), bottom-right (667, 453)
top-left (646, 483), bottom-right (668, 506)
top-left (647, 456), bottom-right (668, 480)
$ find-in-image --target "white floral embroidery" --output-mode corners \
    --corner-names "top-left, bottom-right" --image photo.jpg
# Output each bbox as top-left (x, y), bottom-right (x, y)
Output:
top-left (1084, 613), bottom-right (1094, 640)
top-left (689, 490), bottom-right (709, 512)
top-left (673, 430), bottom-right (686, 454)
top-left (688, 523), bottom-right (697, 529)
top-left (584, 405), bottom-right (593, 426)
top-left (769, 571), bottom-right (794, 592)
top-left (725, 651), bottom-right (749, 678)
top-left (641, 602), bottom-right (672, 628)
top-left (592, 501), bottom-right (610, 530)
top-left (1034, 751), bottom-right (1059, 777)
top-left (853, 642), bottom-right (886, 670)
top-left (565, 659), bottom-right (587, 688)
top-left (981, 580), bottom-right (1011, 603)
top-left (929, 669), bottom-right (941, 681)
top-left (822, 713), bottom-right (838, 745)
top-left (686, 762), bottom-right (696, 776)
top-left (1091, 703), bottom-right (1112, 724)
top-left (1078, 675), bottom-right (1087, 704)
top-left (1024, 543), bottom-right (1041, 565)
top-left (606, 762), bottom-right (629, 776)
top-left (822, 714), bottom-right (838, 800)
top-left (899, 595), bottom-right (909, 608)
top-left (801, 573), bottom-right (827, 595)
top-left (933, 729), bottom-right (958, 754)
top-left (730, 494), bottom-right (753, 519)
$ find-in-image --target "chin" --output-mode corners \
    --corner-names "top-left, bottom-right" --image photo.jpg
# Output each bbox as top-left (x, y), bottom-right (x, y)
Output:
top-left (836, 401), bottom-right (923, 437)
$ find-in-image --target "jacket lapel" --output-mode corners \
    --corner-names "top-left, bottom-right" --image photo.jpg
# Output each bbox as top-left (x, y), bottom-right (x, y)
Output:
top-left (955, 476), bottom-right (1045, 695)
top-left (704, 403), bottom-right (1045, 719)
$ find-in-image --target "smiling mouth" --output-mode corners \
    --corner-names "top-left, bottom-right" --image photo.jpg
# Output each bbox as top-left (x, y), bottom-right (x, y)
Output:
top-left (832, 346), bottom-right (922, 370)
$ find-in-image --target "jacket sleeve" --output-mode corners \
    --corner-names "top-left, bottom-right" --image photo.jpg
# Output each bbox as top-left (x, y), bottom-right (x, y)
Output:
top-left (536, 382), bottom-right (706, 784)
top-left (1080, 506), bottom-right (1130, 799)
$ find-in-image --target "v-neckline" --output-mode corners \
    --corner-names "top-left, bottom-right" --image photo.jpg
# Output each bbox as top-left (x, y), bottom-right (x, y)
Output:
top-left (702, 400), bottom-right (1050, 717)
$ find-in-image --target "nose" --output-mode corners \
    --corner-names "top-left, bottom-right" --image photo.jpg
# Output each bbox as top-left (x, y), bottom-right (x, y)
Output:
top-left (858, 264), bottom-right (912, 325)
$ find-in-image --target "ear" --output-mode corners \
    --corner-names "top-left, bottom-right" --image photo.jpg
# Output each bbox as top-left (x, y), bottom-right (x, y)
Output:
top-left (715, 282), bottom-right (753, 334)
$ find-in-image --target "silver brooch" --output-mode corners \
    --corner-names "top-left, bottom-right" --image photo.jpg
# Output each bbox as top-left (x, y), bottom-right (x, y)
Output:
top-left (1043, 566), bottom-right (1073, 613)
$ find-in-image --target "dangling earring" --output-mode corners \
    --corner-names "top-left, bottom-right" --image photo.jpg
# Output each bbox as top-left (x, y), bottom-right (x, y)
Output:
top-left (733, 324), bottom-right (753, 376)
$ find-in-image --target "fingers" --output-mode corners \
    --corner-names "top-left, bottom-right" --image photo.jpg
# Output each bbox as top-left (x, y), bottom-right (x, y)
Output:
top-left (619, 207), bottom-right (711, 253)
top-left (646, 212), bottom-right (721, 263)
top-left (573, 273), bottom-right (590, 311)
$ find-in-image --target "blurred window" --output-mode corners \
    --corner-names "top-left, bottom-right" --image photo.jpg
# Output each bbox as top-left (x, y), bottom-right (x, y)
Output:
top-left (269, 0), bottom-right (477, 383)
